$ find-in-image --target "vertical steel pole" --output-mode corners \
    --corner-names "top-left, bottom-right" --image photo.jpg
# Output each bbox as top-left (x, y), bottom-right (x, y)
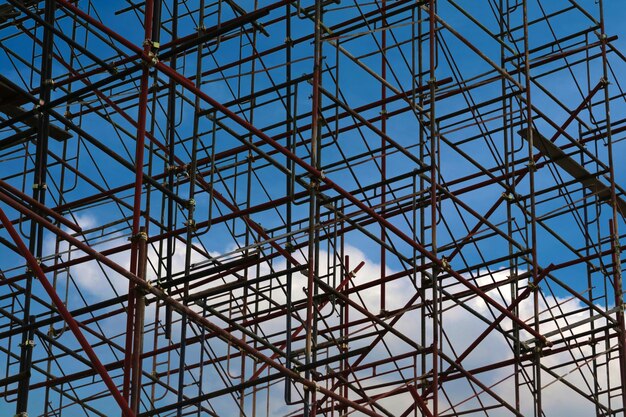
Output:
top-left (609, 219), bottom-right (626, 410)
top-left (380, 0), bottom-right (387, 315)
top-left (427, 1), bottom-right (439, 415)
top-left (305, 1), bottom-right (323, 416)
top-left (599, 0), bottom-right (626, 408)
top-left (500, 0), bottom-right (521, 410)
top-left (164, 0), bottom-right (179, 341)
top-left (284, 0), bottom-right (295, 405)
top-left (123, 0), bottom-right (155, 408)
top-left (130, 226), bottom-right (148, 413)
top-left (15, 1), bottom-right (56, 415)
top-left (521, 1), bottom-right (542, 415)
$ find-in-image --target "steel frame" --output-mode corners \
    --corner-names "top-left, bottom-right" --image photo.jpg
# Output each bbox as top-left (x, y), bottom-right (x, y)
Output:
top-left (0, 0), bottom-right (626, 416)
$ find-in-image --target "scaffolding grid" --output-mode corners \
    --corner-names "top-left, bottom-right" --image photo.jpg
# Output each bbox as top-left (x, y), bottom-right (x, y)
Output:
top-left (1, 0), bottom-right (626, 416)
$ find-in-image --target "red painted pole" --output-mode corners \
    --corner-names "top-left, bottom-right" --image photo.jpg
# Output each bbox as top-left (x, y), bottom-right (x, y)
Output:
top-left (123, 0), bottom-right (154, 406)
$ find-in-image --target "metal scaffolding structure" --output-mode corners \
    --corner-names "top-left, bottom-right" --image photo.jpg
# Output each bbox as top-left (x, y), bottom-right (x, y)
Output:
top-left (0, 0), bottom-right (625, 416)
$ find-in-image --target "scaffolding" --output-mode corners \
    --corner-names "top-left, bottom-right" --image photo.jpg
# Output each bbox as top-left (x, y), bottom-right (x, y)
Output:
top-left (0, 0), bottom-right (626, 416)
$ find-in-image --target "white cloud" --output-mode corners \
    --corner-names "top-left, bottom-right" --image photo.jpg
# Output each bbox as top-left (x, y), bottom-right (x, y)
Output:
top-left (40, 225), bottom-right (620, 416)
